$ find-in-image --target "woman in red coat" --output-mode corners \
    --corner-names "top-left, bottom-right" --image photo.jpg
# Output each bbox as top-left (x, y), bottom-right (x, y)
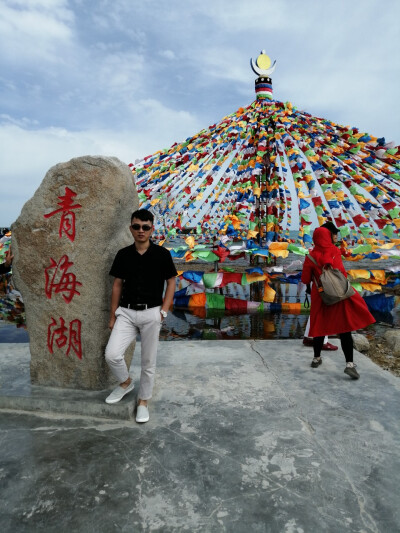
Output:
top-left (301, 227), bottom-right (375, 379)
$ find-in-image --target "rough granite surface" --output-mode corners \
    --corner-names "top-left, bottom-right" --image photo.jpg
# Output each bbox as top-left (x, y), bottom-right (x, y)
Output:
top-left (11, 156), bottom-right (138, 389)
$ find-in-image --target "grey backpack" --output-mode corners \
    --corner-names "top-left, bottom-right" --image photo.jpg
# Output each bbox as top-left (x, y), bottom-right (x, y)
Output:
top-left (307, 254), bottom-right (355, 306)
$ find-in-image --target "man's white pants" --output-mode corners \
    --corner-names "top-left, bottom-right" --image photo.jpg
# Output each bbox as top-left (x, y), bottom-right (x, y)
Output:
top-left (105, 306), bottom-right (161, 400)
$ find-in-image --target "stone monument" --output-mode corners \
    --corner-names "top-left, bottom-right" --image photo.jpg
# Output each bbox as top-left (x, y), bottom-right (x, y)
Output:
top-left (12, 156), bottom-right (138, 390)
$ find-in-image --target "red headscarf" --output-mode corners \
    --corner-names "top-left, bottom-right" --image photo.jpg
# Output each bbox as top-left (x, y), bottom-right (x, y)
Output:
top-left (310, 227), bottom-right (337, 267)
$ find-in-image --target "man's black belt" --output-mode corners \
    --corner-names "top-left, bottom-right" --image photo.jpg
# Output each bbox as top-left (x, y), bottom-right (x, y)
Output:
top-left (121, 302), bottom-right (160, 311)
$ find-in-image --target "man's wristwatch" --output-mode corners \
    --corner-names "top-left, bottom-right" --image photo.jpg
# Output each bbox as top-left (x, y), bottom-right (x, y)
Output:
top-left (160, 309), bottom-right (168, 319)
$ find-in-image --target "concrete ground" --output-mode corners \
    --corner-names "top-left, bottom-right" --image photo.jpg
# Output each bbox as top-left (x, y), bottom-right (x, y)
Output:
top-left (0, 339), bottom-right (399, 533)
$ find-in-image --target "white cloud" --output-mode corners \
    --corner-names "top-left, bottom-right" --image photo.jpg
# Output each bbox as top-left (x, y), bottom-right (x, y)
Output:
top-left (159, 50), bottom-right (176, 60)
top-left (0, 0), bottom-right (74, 64)
top-left (193, 0), bottom-right (298, 32)
top-left (0, 100), bottom-right (203, 225)
top-left (195, 47), bottom-right (250, 84)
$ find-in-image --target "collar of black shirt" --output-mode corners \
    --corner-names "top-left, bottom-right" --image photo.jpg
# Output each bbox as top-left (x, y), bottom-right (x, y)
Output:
top-left (133, 240), bottom-right (155, 255)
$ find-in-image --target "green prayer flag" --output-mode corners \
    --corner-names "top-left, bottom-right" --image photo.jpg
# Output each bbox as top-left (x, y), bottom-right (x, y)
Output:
top-left (352, 244), bottom-right (372, 254)
top-left (203, 273), bottom-right (218, 288)
top-left (350, 146), bottom-right (361, 154)
top-left (288, 244), bottom-right (308, 256)
top-left (206, 293), bottom-right (225, 309)
top-left (221, 266), bottom-right (235, 272)
top-left (359, 226), bottom-right (373, 237)
top-left (192, 250), bottom-right (219, 262)
top-left (388, 207), bottom-right (400, 219)
top-left (382, 224), bottom-right (394, 238)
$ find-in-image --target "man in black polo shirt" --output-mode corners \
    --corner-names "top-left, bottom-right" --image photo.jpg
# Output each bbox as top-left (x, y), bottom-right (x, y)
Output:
top-left (104, 209), bottom-right (177, 423)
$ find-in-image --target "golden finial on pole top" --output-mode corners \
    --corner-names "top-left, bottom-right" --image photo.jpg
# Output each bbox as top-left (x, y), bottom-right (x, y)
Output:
top-left (250, 50), bottom-right (277, 77)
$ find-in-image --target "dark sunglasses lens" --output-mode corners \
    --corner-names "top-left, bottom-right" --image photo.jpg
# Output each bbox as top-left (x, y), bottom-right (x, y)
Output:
top-left (132, 224), bottom-right (151, 231)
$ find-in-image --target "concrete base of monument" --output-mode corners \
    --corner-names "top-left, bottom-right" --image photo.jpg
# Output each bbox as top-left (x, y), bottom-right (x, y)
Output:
top-left (0, 343), bottom-right (136, 420)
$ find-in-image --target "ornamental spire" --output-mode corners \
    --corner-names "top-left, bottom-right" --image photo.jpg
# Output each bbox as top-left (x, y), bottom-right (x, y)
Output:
top-left (250, 50), bottom-right (276, 101)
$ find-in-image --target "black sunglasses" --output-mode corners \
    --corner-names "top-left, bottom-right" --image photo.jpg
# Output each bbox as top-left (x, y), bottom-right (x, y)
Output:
top-left (131, 223), bottom-right (152, 231)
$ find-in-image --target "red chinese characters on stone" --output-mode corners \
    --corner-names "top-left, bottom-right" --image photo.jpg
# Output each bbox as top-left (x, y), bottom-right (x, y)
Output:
top-left (44, 187), bottom-right (83, 359)
top-left (47, 317), bottom-right (82, 359)
top-left (44, 255), bottom-right (82, 304)
top-left (44, 187), bottom-right (82, 242)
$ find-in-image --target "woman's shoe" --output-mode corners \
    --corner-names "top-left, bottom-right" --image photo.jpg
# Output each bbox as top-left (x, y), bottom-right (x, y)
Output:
top-left (344, 363), bottom-right (360, 379)
top-left (311, 357), bottom-right (322, 368)
top-left (322, 342), bottom-right (338, 351)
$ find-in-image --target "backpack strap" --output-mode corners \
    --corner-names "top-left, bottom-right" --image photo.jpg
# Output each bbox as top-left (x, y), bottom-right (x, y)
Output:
top-left (307, 254), bottom-right (319, 267)
top-left (306, 254), bottom-right (322, 289)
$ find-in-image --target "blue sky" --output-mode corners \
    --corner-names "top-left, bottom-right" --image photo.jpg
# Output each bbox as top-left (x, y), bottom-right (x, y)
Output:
top-left (1, 0), bottom-right (399, 225)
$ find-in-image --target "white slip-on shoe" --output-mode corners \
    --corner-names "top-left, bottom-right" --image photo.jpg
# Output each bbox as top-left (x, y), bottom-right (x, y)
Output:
top-left (136, 404), bottom-right (150, 423)
top-left (105, 381), bottom-right (135, 404)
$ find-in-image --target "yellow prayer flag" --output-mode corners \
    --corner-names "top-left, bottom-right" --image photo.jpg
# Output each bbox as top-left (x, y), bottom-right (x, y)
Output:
top-left (370, 270), bottom-right (386, 283)
top-left (246, 273), bottom-right (267, 283)
top-left (347, 269), bottom-right (370, 280)
top-left (354, 195), bottom-right (366, 204)
top-left (263, 283), bottom-right (276, 303)
top-left (185, 236), bottom-right (195, 249)
top-left (360, 283), bottom-right (381, 292)
top-left (269, 242), bottom-right (289, 251)
top-left (269, 249), bottom-right (289, 258)
top-left (336, 191), bottom-right (345, 201)
top-left (324, 190), bottom-right (335, 200)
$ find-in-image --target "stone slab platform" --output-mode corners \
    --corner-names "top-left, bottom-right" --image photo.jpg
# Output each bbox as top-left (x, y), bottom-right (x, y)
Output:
top-left (0, 343), bottom-right (135, 420)
top-left (0, 340), bottom-right (400, 532)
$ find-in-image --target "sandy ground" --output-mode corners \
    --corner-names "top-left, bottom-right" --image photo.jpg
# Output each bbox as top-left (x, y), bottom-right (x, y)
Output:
top-left (365, 332), bottom-right (400, 377)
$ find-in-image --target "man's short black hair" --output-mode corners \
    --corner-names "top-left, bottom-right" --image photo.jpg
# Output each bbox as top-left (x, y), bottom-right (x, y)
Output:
top-left (321, 221), bottom-right (339, 234)
top-left (131, 209), bottom-right (154, 224)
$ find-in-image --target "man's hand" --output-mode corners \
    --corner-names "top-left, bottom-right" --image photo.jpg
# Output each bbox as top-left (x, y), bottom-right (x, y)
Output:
top-left (108, 315), bottom-right (116, 330)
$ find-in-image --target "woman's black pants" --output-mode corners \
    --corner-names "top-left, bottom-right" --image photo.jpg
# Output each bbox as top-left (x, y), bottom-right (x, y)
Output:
top-left (313, 332), bottom-right (353, 362)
